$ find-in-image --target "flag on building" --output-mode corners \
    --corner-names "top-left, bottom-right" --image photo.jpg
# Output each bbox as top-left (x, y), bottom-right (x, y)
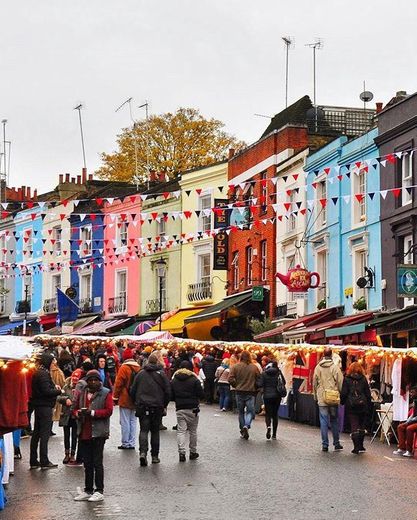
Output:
top-left (57, 288), bottom-right (79, 323)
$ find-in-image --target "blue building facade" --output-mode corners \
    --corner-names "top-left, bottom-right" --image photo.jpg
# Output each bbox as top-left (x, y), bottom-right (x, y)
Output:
top-left (305, 128), bottom-right (382, 315)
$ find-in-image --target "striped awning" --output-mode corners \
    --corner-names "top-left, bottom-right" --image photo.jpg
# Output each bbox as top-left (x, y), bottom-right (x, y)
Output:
top-left (74, 318), bottom-right (131, 335)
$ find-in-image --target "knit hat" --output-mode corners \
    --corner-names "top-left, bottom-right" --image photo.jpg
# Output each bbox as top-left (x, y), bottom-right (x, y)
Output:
top-left (81, 360), bottom-right (94, 372)
top-left (144, 346), bottom-right (153, 354)
top-left (180, 360), bottom-right (192, 370)
top-left (39, 352), bottom-right (55, 370)
top-left (122, 348), bottom-right (134, 361)
top-left (71, 368), bottom-right (82, 385)
top-left (85, 369), bottom-right (101, 382)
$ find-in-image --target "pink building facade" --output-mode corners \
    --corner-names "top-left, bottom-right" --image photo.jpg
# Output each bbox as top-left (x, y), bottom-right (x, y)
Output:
top-left (102, 196), bottom-right (142, 319)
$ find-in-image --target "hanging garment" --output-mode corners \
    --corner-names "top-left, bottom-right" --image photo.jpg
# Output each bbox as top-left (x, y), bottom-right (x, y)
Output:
top-left (392, 358), bottom-right (409, 422)
top-left (1, 433), bottom-right (13, 485)
top-left (0, 361), bottom-right (29, 434)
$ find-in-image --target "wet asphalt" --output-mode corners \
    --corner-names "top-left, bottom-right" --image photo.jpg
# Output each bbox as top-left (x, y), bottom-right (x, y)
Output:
top-left (4, 404), bottom-right (417, 520)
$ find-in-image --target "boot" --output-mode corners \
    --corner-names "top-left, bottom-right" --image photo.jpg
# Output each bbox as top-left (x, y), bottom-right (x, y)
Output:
top-left (14, 446), bottom-right (22, 460)
top-left (351, 431), bottom-right (361, 454)
top-left (63, 450), bottom-right (70, 464)
top-left (358, 430), bottom-right (366, 453)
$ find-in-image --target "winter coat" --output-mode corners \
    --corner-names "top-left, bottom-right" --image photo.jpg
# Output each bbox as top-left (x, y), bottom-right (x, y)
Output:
top-left (129, 363), bottom-right (171, 410)
top-left (258, 366), bottom-right (286, 400)
top-left (215, 366), bottom-right (230, 385)
top-left (341, 374), bottom-right (372, 415)
top-left (201, 356), bottom-right (217, 381)
top-left (229, 362), bottom-right (259, 394)
top-left (50, 364), bottom-right (66, 421)
top-left (171, 368), bottom-right (204, 411)
top-left (56, 378), bottom-right (76, 427)
top-left (73, 382), bottom-right (113, 439)
top-left (31, 367), bottom-right (61, 408)
top-left (113, 360), bottom-right (140, 409)
top-left (313, 358), bottom-right (343, 406)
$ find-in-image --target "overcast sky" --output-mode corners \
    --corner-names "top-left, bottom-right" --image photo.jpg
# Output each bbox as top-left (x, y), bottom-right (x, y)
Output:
top-left (1, 0), bottom-right (416, 194)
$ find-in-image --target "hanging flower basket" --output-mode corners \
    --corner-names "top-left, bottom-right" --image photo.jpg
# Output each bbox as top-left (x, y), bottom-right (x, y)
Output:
top-left (353, 296), bottom-right (367, 311)
top-left (317, 298), bottom-right (326, 310)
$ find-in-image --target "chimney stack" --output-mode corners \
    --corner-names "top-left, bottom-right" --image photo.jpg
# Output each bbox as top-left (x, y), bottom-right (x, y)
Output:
top-left (26, 187), bottom-right (31, 199)
top-left (228, 148), bottom-right (235, 159)
top-left (376, 102), bottom-right (383, 114)
top-left (77, 175), bottom-right (81, 184)
top-left (149, 170), bottom-right (156, 182)
top-left (71, 177), bottom-right (76, 183)
top-left (59, 174), bottom-right (64, 184)
top-left (158, 172), bottom-right (166, 182)
top-left (33, 189), bottom-right (37, 199)
top-left (21, 186), bottom-right (26, 200)
top-left (82, 167), bottom-right (87, 183)
top-left (65, 174), bottom-right (70, 182)
top-left (88, 174), bottom-right (93, 181)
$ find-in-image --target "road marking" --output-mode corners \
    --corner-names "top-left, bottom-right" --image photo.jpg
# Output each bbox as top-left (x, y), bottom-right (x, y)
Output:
top-left (384, 456), bottom-right (394, 461)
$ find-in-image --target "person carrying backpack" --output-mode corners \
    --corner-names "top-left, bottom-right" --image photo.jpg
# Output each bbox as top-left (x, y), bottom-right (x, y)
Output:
top-left (341, 361), bottom-right (372, 454)
top-left (113, 350), bottom-right (140, 450)
top-left (257, 361), bottom-right (286, 440)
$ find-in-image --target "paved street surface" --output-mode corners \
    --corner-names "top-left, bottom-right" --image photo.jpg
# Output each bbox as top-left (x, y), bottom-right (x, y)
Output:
top-left (5, 405), bottom-right (417, 520)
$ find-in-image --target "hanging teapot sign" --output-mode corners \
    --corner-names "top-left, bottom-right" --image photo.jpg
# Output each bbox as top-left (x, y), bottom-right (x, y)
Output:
top-left (276, 265), bottom-right (320, 293)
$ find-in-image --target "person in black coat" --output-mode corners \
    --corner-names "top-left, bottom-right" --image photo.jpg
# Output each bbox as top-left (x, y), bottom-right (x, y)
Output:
top-left (171, 360), bottom-right (204, 462)
top-left (201, 354), bottom-right (217, 404)
top-left (129, 353), bottom-right (171, 466)
top-left (341, 362), bottom-right (372, 454)
top-left (257, 362), bottom-right (286, 440)
top-left (29, 353), bottom-right (62, 469)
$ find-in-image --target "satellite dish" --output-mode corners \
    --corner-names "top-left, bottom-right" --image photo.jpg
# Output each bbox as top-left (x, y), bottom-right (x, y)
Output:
top-left (360, 91), bottom-right (374, 103)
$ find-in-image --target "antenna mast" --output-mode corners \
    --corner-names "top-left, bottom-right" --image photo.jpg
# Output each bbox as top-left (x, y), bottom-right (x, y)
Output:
top-left (74, 104), bottom-right (87, 170)
top-left (138, 102), bottom-right (150, 188)
top-left (282, 37), bottom-right (294, 108)
top-left (116, 97), bottom-right (140, 188)
top-left (305, 38), bottom-right (323, 107)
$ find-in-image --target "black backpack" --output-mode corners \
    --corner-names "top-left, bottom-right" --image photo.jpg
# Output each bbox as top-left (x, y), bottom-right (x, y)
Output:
top-left (348, 379), bottom-right (367, 411)
top-left (276, 370), bottom-right (287, 398)
top-left (106, 355), bottom-right (116, 373)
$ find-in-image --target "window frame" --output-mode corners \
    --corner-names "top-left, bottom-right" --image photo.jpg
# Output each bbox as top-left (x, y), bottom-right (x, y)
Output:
top-left (246, 246), bottom-right (253, 287)
top-left (80, 224), bottom-right (92, 257)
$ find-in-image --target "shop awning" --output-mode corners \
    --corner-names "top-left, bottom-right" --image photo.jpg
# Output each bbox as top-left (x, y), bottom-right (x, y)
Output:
top-left (370, 306), bottom-right (417, 329)
top-left (39, 314), bottom-right (58, 327)
top-left (149, 308), bottom-right (206, 334)
top-left (45, 315), bottom-right (99, 335)
top-left (0, 320), bottom-right (35, 335)
top-left (74, 318), bottom-right (132, 335)
top-left (110, 320), bottom-right (155, 336)
top-left (184, 291), bottom-right (253, 324)
top-left (254, 307), bottom-right (340, 340)
top-left (283, 312), bottom-right (374, 339)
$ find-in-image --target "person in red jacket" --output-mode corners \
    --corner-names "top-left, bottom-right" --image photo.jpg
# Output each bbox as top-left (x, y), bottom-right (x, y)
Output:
top-left (72, 370), bottom-right (113, 503)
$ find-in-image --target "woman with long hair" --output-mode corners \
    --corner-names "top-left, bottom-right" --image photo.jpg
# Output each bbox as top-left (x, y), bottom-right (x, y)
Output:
top-left (341, 361), bottom-right (372, 454)
top-left (258, 361), bottom-right (286, 440)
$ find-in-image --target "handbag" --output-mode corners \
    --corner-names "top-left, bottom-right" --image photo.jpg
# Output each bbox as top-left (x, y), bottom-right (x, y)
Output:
top-left (276, 371), bottom-right (287, 398)
top-left (323, 389), bottom-right (340, 406)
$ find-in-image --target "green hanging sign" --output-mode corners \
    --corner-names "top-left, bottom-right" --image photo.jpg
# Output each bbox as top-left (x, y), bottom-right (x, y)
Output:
top-left (397, 264), bottom-right (417, 298)
top-left (252, 286), bottom-right (264, 302)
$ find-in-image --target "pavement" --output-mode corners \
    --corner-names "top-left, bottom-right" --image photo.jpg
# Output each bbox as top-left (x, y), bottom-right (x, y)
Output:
top-left (4, 404), bottom-right (417, 520)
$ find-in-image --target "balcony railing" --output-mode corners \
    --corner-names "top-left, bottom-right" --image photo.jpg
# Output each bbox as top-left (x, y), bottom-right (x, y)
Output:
top-left (145, 298), bottom-right (167, 314)
top-left (15, 300), bottom-right (31, 314)
top-left (108, 295), bottom-right (127, 314)
top-left (79, 297), bottom-right (93, 314)
top-left (43, 297), bottom-right (57, 313)
top-left (187, 281), bottom-right (213, 304)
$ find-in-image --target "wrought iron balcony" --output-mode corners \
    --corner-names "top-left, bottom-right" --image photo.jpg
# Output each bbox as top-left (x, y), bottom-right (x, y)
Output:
top-left (79, 297), bottom-right (93, 314)
top-left (15, 300), bottom-right (31, 314)
top-left (187, 281), bottom-right (213, 304)
top-left (43, 297), bottom-right (57, 313)
top-left (108, 295), bottom-right (127, 314)
top-left (145, 298), bottom-right (167, 314)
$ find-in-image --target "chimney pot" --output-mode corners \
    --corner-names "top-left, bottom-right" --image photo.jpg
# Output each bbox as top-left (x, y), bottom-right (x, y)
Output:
top-left (27, 187), bottom-right (31, 199)
top-left (65, 174), bottom-right (70, 182)
top-left (59, 174), bottom-right (64, 184)
top-left (71, 177), bottom-right (76, 183)
top-left (228, 148), bottom-right (235, 159)
top-left (376, 102), bottom-right (383, 114)
top-left (21, 186), bottom-right (26, 200)
top-left (33, 189), bottom-right (37, 199)
top-left (77, 175), bottom-right (81, 184)
top-left (88, 174), bottom-right (93, 181)
top-left (82, 167), bottom-right (87, 183)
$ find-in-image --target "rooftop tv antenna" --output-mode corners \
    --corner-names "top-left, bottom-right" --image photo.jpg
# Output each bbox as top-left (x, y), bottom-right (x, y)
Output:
top-left (74, 103), bottom-right (87, 170)
top-left (138, 101), bottom-right (150, 188)
top-left (282, 37), bottom-right (294, 108)
top-left (0, 120), bottom-right (7, 204)
top-left (115, 97), bottom-right (139, 187)
top-left (305, 38), bottom-right (323, 107)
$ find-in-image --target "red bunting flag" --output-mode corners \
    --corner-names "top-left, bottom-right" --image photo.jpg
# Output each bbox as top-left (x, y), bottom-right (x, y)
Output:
top-left (319, 199), bottom-right (327, 208)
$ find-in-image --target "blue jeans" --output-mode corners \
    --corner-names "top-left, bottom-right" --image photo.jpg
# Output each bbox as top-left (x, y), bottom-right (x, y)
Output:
top-left (218, 384), bottom-right (231, 410)
top-left (236, 394), bottom-right (255, 430)
top-left (319, 405), bottom-right (340, 448)
top-left (119, 407), bottom-right (137, 448)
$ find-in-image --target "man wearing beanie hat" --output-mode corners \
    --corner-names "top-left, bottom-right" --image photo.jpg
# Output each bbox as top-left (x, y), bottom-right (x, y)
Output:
top-left (113, 350), bottom-right (140, 449)
top-left (130, 352), bottom-right (170, 466)
top-left (30, 353), bottom-right (62, 470)
top-left (72, 370), bottom-right (113, 503)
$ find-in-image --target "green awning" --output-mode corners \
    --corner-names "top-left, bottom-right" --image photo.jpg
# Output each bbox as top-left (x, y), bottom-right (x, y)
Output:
top-left (184, 291), bottom-right (253, 323)
top-left (325, 323), bottom-right (366, 338)
top-left (370, 308), bottom-right (417, 328)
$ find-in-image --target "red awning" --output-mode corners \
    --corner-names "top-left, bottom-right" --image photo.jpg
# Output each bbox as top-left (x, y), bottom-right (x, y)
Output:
top-left (39, 314), bottom-right (58, 326)
top-left (283, 312), bottom-right (374, 338)
top-left (254, 307), bottom-right (340, 340)
top-left (74, 318), bottom-right (131, 335)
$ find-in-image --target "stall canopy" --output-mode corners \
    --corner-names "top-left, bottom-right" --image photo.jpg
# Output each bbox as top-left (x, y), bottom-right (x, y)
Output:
top-left (110, 320), bottom-right (155, 336)
top-left (149, 309), bottom-right (205, 335)
top-left (254, 307), bottom-right (340, 340)
top-left (45, 315), bottom-right (99, 336)
top-left (137, 330), bottom-right (175, 342)
top-left (0, 320), bottom-right (36, 335)
top-left (0, 336), bottom-right (35, 359)
top-left (184, 291), bottom-right (254, 324)
top-left (74, 318), bottom-right (132, 335)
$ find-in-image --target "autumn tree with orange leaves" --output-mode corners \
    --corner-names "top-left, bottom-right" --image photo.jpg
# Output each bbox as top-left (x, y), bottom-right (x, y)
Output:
top-left (96, 107), bottom-right (245, 182)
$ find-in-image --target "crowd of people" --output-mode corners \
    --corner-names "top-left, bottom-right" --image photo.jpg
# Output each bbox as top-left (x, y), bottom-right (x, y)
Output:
top-left (5, 340), bottom-right (417, 504)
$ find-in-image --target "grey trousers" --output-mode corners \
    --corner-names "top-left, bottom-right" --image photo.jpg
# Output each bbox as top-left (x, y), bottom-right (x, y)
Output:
top-left (176, 409), bottom-right (199, 454)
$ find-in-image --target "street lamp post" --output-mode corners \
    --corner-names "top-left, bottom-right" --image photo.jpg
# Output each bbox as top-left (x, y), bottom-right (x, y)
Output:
top-left (155, 258), bottom-right (167, 332)
top-left (22, 283), bottom-right (29, 336)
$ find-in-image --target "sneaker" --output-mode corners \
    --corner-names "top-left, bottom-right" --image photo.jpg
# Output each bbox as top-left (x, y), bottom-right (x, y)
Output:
top-left (358, 448), bottom-right (366, 453)
top-left (179, 453), bottom-right (186, 462)
top-left (266, 427), bottom-right (271, 440)
top-left (74, 487), bottom-right (92, 501)
top-left (189, 452), bottom-right (199, 460)
top-left (151, 456), bottom-right (160, 464)
top-left (322, 446), bottom-right (329, 452)
top-left (63, 454), bottom-right (70, 464)
top-left (334, 444), bottom-right (344, 451)
top-left (68, 459), bottom-right (83, 467)
top-left (159, 425), bottom-right (167, 431)
top-left (117, 445), bottom-right (130, 450)
top-left (30, 463), bottom-right (40, 469)
top-left (242, 426), bottom-right (249, 440)
top-left (271, 434), bottom-right (277, 440)
top-left (88, 492), bottom-right (104, 502)
top-left (403, 451), bottom-right (413, 457)
top-left (139, 453), bottom-right (148, 467)
top-left (172, 425), bottom-right (178, 430)
top-left (41, 462), bottom-right (58, 470)
top-left (393, 448), bottom-right (405, 455)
